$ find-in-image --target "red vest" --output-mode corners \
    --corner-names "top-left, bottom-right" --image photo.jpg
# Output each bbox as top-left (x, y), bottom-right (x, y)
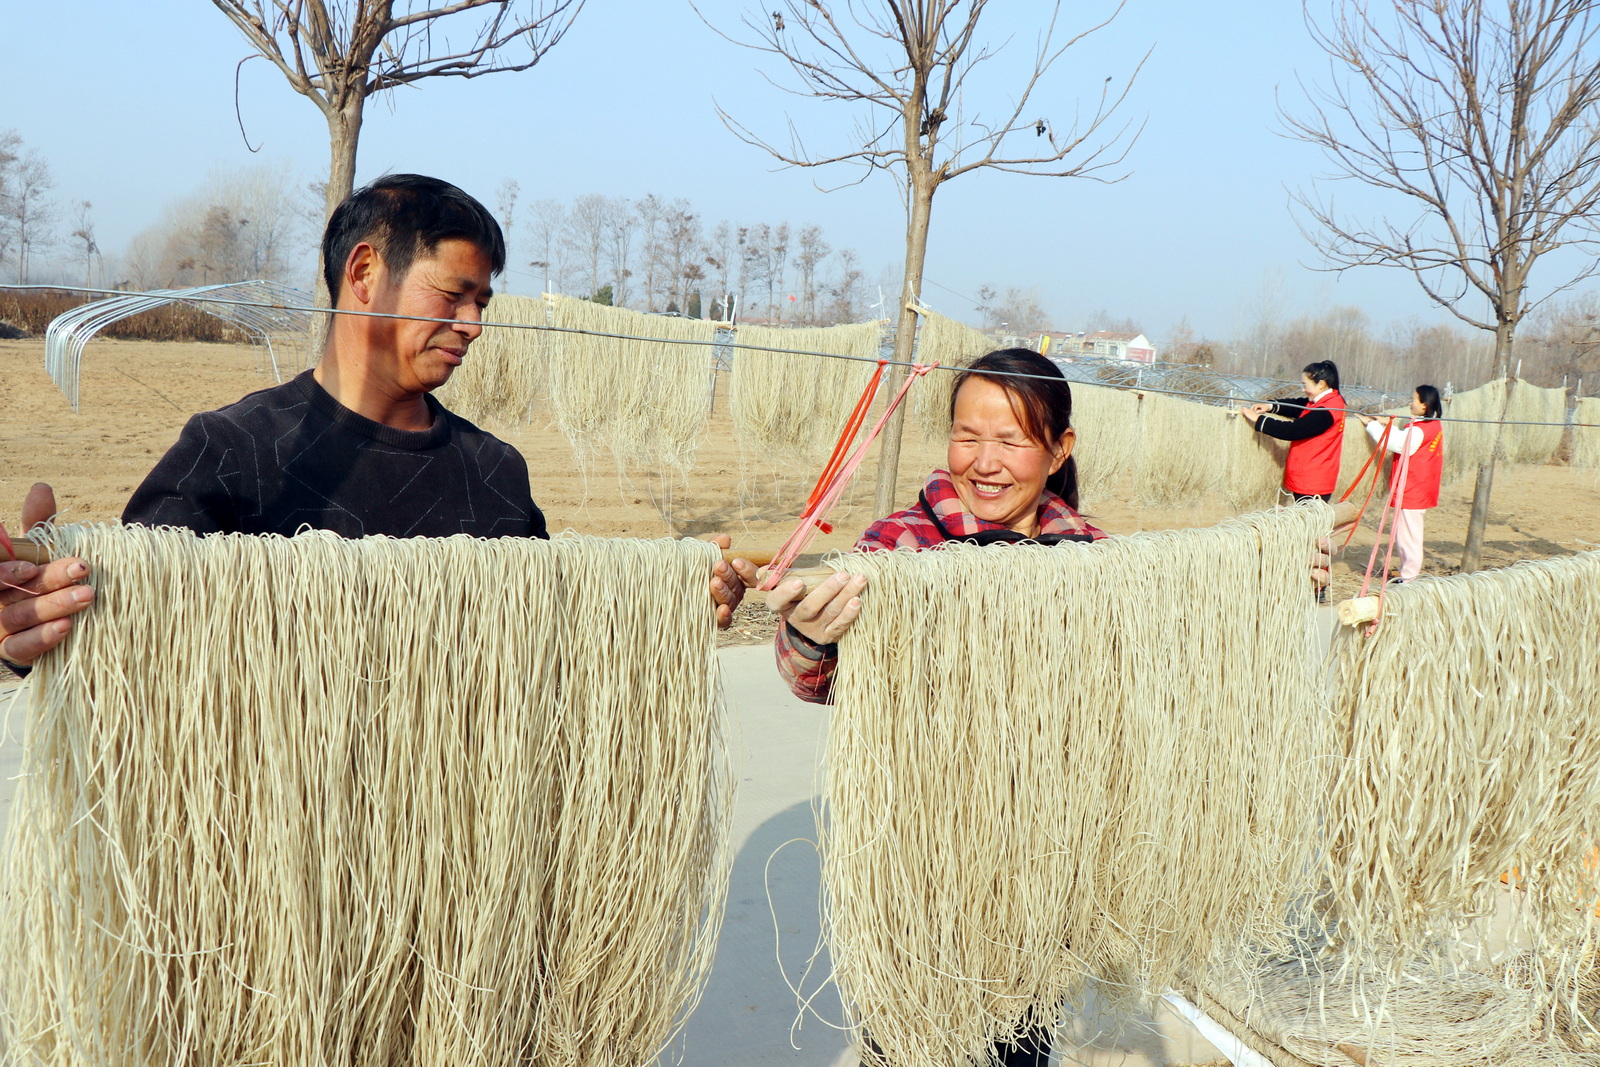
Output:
top-left (1391, 419), bottom-right (1443, 509)
top-left (1283, 390), bottom-right (1346, 495)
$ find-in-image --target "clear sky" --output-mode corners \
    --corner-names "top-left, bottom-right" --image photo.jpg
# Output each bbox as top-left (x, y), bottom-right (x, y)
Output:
top-left (0, 0), bottom-right (1495, 339)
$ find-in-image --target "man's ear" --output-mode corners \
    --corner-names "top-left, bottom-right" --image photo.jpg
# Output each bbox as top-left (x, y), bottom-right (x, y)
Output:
top-left (343, 243), bottom-right (385, 307)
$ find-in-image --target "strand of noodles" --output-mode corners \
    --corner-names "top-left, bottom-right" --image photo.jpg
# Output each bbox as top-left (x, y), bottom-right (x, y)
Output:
top-left (1502, 382), bottom-right (1569, 465)
top-left (0, 524), bottom-right (733, 1067)
top-left (1322, 550), bottom-right (1600, 975)
top-left (909, 310), bottom-right (996, 442)
top-left (727, 321), bottom-right (884, 462)
top-left (820, 505), bottom-right (1332, 1066)
top-left (1573, 397), bottom-right (1600, 468)
top-left (545, 294), bottom-right (717, 471)
top-left (434, 293), bottom-right (551, 425)
top-left (1067, 382), bottom-right (1141, 509)
top-left (1202, 945), bottom-right (1600, 1067)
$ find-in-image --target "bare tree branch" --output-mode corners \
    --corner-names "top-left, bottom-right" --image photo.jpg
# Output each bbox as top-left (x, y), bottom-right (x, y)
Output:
top-left (1286, 0), bottom-right (1600, 569)
top-left (695, 0), bottom-right (1145, 519)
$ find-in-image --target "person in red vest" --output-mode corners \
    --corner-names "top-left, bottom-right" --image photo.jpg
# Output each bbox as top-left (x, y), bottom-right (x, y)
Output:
top-left (1357, 384), bottom-right (1444, 583)
top-left (1242, 360), bottom-right (1347, 502)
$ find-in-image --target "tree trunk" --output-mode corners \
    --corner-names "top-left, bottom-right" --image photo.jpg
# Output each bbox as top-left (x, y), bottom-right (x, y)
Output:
top-left (317, 97), bottom-right (367, 310)
top-left (872, 174), bottom-right (936, 518)
top-left (1460, 320), bottom-right (1516, 572)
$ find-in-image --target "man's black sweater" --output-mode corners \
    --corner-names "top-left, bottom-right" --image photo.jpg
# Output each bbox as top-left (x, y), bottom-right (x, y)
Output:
top-left (123, 371), bottom-right (548, 539)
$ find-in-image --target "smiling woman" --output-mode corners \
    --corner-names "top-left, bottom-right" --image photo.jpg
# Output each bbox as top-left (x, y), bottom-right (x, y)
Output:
top-left (765, 347), bottom-right (1106, 1065)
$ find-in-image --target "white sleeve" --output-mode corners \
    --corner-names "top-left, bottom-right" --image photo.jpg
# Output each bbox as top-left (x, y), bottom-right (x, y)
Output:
top-left (1367, 420), bottom-right (1422, 456)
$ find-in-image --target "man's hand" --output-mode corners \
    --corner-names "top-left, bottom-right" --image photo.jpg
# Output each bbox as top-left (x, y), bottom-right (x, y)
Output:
top-left (704, 534), bottom-right (757, 630)
top-left (1, 484), bottom-right (93, 668)
top-left (768, 570), bottom-right (868, 646)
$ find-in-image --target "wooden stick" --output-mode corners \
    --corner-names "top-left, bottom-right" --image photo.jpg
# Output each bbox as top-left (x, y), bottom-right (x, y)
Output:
top-left (4, 541), bottom-right (774, 569)
top-left (1337, 596), bottom-right (1382, 627)
top-left (3, 543), bottom-right (49, 566)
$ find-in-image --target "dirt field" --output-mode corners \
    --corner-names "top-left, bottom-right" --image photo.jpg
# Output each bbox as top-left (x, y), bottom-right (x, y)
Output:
top-left (6, 336), bottom-right (1599, 644)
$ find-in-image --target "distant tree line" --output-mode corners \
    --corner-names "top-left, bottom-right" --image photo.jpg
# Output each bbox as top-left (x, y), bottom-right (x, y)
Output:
top-left (502, 183), bottom-right (873, 324)
top-left (1164, 302), bottom-right (1600, 396)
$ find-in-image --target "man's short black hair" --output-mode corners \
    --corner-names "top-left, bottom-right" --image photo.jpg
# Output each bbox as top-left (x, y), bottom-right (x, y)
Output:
top-left (321, 174), bottom-right (506, 301)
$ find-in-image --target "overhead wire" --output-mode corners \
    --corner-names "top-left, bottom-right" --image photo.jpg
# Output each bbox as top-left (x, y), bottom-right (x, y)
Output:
top-left (4, 283), bottom-right (1596, 430)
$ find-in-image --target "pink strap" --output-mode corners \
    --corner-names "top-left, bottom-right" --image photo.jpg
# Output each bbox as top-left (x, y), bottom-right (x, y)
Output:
top-left (760, 363), bottom-right (939, 591)
top-left (1358, 427), bottom-right (1414, 636)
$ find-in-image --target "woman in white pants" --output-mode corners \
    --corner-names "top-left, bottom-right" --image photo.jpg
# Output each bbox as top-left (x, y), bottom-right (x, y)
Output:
top-left (1357, 385), bottom-right (1444, 582)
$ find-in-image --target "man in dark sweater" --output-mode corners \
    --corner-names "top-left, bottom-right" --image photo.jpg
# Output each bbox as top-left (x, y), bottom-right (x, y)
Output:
top-left (2, 175), bottom-right (751, 670)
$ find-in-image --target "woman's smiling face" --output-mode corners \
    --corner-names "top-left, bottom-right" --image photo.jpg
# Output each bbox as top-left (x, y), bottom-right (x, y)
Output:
top-left (946, 376), bottom-right (1072, 537)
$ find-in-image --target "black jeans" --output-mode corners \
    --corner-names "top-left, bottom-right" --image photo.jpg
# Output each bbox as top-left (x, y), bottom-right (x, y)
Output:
top-left (1292, 492), bottom-right (1332, 503)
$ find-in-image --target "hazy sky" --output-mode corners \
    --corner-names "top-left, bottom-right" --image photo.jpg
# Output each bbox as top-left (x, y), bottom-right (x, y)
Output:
top-left (0, 0), bottom-right (1511, 339)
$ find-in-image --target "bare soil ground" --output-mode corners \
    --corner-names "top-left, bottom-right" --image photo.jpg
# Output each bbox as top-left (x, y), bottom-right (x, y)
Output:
top-left (6, 337), bottom-right (1599, 646)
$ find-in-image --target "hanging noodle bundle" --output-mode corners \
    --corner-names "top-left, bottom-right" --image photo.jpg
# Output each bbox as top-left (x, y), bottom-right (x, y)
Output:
top-left (545, 294), bottom-right (717, 471)
top-left (1573, 397), bottom-right (1600, 469)
top-left (1442, 380), bottom-right (1509, 484)
top-left (1, 524), bottom-right (733, 1067)
top-left (434, 293), bottom-right (551, 426)
top-left (1200, 945), bottom-right (1600, 1067)
top-left (820, 505), bottom-right (1333, 1066)
top-left (726, 321), bottom-right (883, 462)
top-left (1132, 391), bottom-right (1228, 508)
top-left (1322, 550), bottom-right (1600, 968)
top-left (1221, 410), bottom-right (1288, 512)
top-left (909, 309), bottom-right (998, 441)
top-left (1502, 382), bottom-right (1570, 465)
top-left (1066, 382), bottom-right (1142, 509)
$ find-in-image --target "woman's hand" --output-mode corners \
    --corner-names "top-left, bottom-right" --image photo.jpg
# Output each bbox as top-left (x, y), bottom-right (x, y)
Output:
top-left (768, 571), bottom-right (868, 646)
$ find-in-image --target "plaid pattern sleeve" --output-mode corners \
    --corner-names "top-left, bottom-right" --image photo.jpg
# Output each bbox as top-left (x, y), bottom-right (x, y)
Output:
top-left (770, 470), bottom-right (1108, 704)
top-left (772, 622), bottom-right (838, 705)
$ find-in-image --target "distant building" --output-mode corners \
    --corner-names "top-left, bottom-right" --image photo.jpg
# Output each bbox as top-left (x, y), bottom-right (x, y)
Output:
top-left (1086, 330), bottom-right (1156, 362)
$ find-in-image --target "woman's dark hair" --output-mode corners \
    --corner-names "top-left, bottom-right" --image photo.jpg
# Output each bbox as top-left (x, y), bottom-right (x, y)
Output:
top-left (1416, 383), bottom-right (1442, 419)
top-left (949, 348), bottom-right (1080, 510)
top-left (1303, 360), bottom-right (1341, 392)
top-left (321, 174), bottom-right (506, 302)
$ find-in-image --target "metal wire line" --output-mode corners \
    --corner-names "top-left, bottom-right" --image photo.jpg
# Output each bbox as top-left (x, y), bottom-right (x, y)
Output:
top-left (5, 283), bottom-right (1597, 430)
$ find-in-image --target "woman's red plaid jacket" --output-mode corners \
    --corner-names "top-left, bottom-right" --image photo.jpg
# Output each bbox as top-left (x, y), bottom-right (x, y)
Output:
top-left (772, 470), bottom-right (1107, 704)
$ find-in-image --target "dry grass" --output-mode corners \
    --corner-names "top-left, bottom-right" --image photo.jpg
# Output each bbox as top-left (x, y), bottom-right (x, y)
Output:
top-left (0, 289), bottom-right (248, 344)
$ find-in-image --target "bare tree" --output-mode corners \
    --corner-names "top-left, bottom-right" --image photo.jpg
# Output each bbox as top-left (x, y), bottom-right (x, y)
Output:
top-left (70, 201), bottom-right (99, 289)
top-left (1288, 0), bottom-right (1600, 570)
top-left (706, 0), bottom-right (1145, 512)
top-left (526, 197), bottom-right (567, 293)
top-left (565, 193), bottom-right (609, 301)
top-left (123, 165), bottom-right (307, 288)
top-left (706, 220), bottom-right (736, 317)
top-left (604, 196), bottom-right (635, 308)
top-left (495, 178), bottom-right (520, 283)
top-left (0, 130), bottom-right (21, 276)
top-left (635, 194), bottom-right (666, 310)
top-left (661, 200), bottom-right (702, 311)
top-left (5, 151), bottom-right (56, 285)
top-left (794, 223), bottom-right (830, 324)
top-left (211, 0), bottom-right (582, 301)
top-left (825, 246), bottom-right (866, 324)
